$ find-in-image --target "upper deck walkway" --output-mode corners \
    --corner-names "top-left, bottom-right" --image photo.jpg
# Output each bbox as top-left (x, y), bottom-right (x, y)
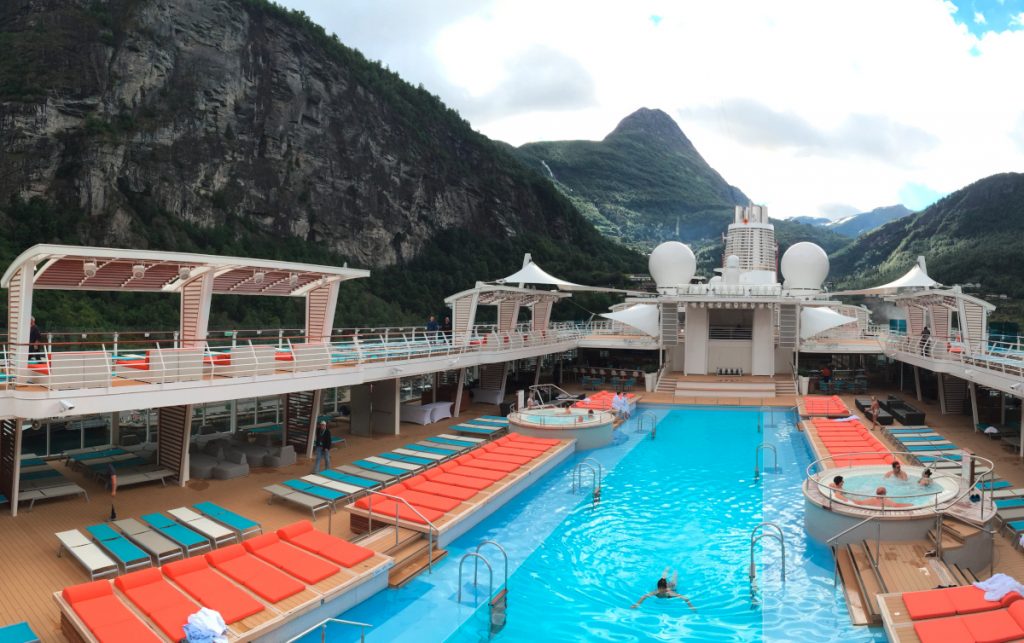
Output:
top-left (885, 333), bottom-right (1024, 397)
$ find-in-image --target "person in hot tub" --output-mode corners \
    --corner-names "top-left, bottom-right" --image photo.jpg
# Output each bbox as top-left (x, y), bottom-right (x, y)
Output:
top-left (917, 468), bottom-right (934, 487)
top-left (884, 461), bottom-right (909, 481)
top-left (856, 486), bottom-right (912, 508)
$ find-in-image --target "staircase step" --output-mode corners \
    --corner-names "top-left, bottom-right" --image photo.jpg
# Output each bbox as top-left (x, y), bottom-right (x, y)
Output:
top-left (928, 529), bottom-right (963, 551)
top-left (942, 517), bottom-right (981, 542)
top-left (849, 543), bottom-right (886, 622)
top-left (388, 546), bottom-right (448, 588)
top-left (355, 526), bottom-right (422, 554)
top-left (834, 547), bottom-right (874, 626)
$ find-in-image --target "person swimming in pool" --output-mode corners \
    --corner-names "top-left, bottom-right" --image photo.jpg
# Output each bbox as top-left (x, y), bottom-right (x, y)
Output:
top-left (631, 568), bottom-right (696, 610)
top-left (918, 468), bottom-right (934, 487)
top-left (884, 461), bottom-right (908, 481)
top-left (829, 475), bottom-right (848, 501)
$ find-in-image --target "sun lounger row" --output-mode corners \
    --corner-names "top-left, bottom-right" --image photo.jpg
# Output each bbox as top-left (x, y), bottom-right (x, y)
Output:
top-left (347, 433), bottom-right (562, 529)
top-left (896, 585), bottom-right (1024, 643)
top-left (57, 521), bottom-right (375, 642)
top-left (453, 421), bottom-right (509, 437)
top-left (263, 433), bottom-right (486, 519)
top-left (57, 504), bottom-right (263, 579)
top-left (811, 417), bottom-right (895, 467)
top-left (17, 460), bottom-right (89, 510)
top-left (802, 395), bottom-right (851, 417)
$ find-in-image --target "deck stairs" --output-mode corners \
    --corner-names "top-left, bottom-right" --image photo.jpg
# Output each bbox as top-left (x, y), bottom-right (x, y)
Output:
top-left (833, 537), bottom-right (976, 626)
top-left (354, 525), bottom-right (449, 588)
top-left (656, 374), bottom-right (679, 393)
top-left (774, 379), bottom-right (797, 396)
top-left (674, 379), bottom-right (776, 398)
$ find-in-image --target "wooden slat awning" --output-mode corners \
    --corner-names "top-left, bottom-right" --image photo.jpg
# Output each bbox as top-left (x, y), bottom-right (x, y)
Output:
top-left (1, 245), bottom-right (369, 297)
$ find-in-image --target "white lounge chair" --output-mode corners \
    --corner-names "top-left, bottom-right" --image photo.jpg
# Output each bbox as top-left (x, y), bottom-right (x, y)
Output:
top-left (167, 507), bottom-right (237, 547)
top-left (301, 474), bottom-right (364, 496)
top-left (113, 518), bottom-right (184, 565)
top-left (56, 529), bottom-right (118, 580)
top-left (437, 433), bottom-right (485, 443)
top-left (364, 455), bottom-right (419, 471)
top-left (264, 484), bottom-right (331, 520)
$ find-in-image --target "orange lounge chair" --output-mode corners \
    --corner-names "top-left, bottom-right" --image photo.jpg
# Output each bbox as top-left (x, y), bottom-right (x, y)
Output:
top-left (353, 495), bottom-right (448, 523)
top-left (422, 469), bottom-right (493, 491)
top-left (206, 544), bottom-right (304, 603)
top-left (456, 454), bottom-right (520, 473)
top-left (903, 585), bottom-right (1022, 620)
top-left (276, 520), bottom-right (375, 568)
top-left (438, 461), bottom-right (506, 482)
top-left (913, 598), bottom-right (1024, 643)
top-left (61, 579), bottom-right (162, 643)
top-left (403, 476), bottom-right (478, 501)
top-left (506, 433), bottom-right (560, 447)
top-left (162, 556), bottom-right (264, 624)
top-left (243, 533), bottom-right (340, 584)
top-left (115, 568), bottom-right (199, 640)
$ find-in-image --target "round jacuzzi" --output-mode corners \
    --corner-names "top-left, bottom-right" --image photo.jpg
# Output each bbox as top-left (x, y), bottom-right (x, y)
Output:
top-left (835, 467), bottom-right (960, 508)
top-left (508, 407), bottom-right (614, 450)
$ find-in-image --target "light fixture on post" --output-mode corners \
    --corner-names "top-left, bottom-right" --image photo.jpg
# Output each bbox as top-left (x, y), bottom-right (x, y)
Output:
top-left (178, 266), bottom-right (191, 281)
top-left (253, 271), bottom-right (265, 285)
top-left (132, 264), bottom-right (146, 279)
top-left (288, 273), bottom-right (299, 287)
top-left (58, 399), bottom-right (75, 413)
top-left (83, 261), bottom-right (97, 278)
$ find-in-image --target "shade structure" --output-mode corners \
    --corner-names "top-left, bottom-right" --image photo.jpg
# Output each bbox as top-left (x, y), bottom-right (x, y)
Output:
top-left (831, 256), bottom-right (939, 296)
top-left (599, 304), bottom-right (660, 337)
top-left (800, 307), bottom-right (859, 340)
top-left (496, 260), bottom-right (616, 293)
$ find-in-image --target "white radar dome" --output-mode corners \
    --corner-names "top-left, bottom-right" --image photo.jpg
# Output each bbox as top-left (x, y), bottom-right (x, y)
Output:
top-left (781, 242), bottom-right (829, 290)
top-left (649, 241), bottom-right (696, 288)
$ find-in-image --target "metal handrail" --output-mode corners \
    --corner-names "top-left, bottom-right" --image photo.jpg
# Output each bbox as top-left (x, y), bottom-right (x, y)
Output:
top-left (750, 522), bottom-right (786, 582)
top-left (458, 553), bottom-right (493, 604)
top-left (572, 462), bottom-right (599, 496)
top-left (579, 457), bottom-right (603, 488)
top-left (754, 444), bottom-right (777, 480)
top-left (365, 490), bottom-right (439, 574)
top-left (475, 540), bottom-right (509, 590)
top-left (286, 617), bottom-right (373, 643)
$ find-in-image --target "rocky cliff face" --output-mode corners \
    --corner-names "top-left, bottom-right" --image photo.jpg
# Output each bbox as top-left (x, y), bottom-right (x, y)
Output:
top-left (0, 0), bottom-right (609, 269)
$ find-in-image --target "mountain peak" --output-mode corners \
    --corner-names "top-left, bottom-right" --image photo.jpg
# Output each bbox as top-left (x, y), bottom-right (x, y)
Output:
top-left (604, 108), bottom-right (696, 153)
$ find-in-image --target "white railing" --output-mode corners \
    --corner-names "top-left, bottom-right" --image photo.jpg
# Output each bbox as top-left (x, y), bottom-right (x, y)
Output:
top-left (1, 324), bottom-right (587, 394)
top-left (885, 333), bottom-right (1024, 380)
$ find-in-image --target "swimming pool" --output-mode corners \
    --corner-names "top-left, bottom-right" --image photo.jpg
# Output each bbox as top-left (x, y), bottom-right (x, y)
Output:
top-left (508, 408), bottom-right (611, 426)
top-left (835, 468), bottom-right (958, 508)
top-left (308, 406), bottom-right (885, 642)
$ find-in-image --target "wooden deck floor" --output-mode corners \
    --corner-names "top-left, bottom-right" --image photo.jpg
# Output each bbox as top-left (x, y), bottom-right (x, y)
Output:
top-left (0, 402), bottom-right (506, 641)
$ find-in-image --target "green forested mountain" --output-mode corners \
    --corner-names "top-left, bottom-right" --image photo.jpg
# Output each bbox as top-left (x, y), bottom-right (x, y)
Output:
top-left (513, 108), bottom-right (852, 271)
top-left (830, 173), bottom-right (1024, 320)
top-left (0, 0), bottom-right (644, 331)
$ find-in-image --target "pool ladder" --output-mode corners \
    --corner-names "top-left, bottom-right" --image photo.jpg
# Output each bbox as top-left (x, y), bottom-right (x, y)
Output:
top-left (749, 522), bottom-right (786, 603)
top-left (636, 411), bottom-right (658, 439)
top-left (754, 444), bottom-right (777, 480)
top-left (458, 541), bottom-right (510, 634)
top-left (572, 458), bottom-right (603, 506)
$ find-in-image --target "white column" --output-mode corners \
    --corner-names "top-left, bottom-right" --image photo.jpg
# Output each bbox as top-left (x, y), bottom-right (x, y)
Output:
top-left (913, 367), bottom-right (923, 402)
top-left (968, 382), bottom-right (979, 430)
top-left (453, 368), bottom-right (467, 418)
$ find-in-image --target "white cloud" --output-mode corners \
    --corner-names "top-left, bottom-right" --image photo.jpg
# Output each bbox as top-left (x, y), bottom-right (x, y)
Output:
top-left (277, 0), bottom-right (1024, 219)
top-left (974, 11), bottom-right (987, 24)
top-left (1013, 12), bottom-right (1024, 27)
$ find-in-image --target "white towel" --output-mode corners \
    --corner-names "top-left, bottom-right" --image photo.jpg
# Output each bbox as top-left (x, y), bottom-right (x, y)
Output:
top-left (974, 573), bottom-right (1024, 601)
top-left (836, 415), bottom-right (860, 422)
top-left (186, 607), bottom-right (228, 643)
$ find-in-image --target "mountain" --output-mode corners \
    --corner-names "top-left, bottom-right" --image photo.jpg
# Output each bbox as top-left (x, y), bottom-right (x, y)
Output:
top-left (790, 216), bottom-right (832, 226)
top-left (830, 173), bottom-right (1024, 319)
top-left (829, 205), bottom-right (913, 237)
top-left (0, 0), bottom-right (645, 330)
top-left (514, 108), bottom-right (749, 250)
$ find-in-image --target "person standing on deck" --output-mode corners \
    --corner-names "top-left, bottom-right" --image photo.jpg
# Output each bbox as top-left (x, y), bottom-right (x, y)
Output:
top-left (426, 315), bottom-right (440, 343)
top-left (29, 316), bottom-right (43, 359)
top-left (312, 421), bottom-right (332, 473)
top-left (441, 316), bottom-right (452, 343)
top-left (869, 396), bottom-right (881, 431)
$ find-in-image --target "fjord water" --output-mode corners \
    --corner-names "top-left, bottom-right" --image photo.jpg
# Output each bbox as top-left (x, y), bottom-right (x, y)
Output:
top-left (318, 407), bottom-right (884, 642)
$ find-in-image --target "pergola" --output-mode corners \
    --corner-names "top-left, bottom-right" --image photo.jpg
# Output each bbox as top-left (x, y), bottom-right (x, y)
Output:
top-left (1, 245), bottom-right (368, 515)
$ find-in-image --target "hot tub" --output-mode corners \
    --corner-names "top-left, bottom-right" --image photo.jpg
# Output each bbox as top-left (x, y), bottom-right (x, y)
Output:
top-left (508, 407), bottom-right (614, 450)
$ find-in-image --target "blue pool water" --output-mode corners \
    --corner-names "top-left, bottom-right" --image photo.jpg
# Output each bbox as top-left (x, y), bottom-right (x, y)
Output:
top-left (308, 406), bottom-right (885, 642)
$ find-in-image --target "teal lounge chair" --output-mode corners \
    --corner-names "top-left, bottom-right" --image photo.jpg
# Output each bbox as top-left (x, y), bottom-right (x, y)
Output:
top-left (193, 502), bottom-right (262, 538)
top-left (85, 524), bottom-right (152, 573)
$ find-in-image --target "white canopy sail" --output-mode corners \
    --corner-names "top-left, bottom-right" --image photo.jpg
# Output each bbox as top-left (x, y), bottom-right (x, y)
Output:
top-left (496, 258), bottom-right (639, 293)
top-left (831, 256), bottom-right (939, 296)
top-left (800, 307), bottom-right (859, 340)
top-left (599, 304), bottom-right (660, 337)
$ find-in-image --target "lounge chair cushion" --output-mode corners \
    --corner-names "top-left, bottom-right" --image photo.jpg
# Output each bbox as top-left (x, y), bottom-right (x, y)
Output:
top-left (277, 520), bottom-right (374, 568)
top-left (914, 616), bottom-right (974, 643)
top-left (903, 589), bottom-right (957, 620)
top-left (162, 557), bottom-right (263, 624)
top-left (243, 533), bottom-right (339, 584)
top-left (960, 608), bottom-right (1024, 643)
top-left (423, 469), bottom-right (492, 490)
top-left (206, 544), bottom-right (304, 603)
top-left (948, 585), bottom-right (1019, 614)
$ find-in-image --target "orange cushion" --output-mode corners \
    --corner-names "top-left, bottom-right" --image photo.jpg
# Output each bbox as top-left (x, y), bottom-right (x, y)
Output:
top-left (244, 534), bottom-right (339, 584)
top-left (114, 568), bottom-right (163, 592)
top-left (283, 530), bottom-right (375, 568)
top-left (63, 580), bottom-right (113, 604)
top-left (447, 465), bottom-right (506, 481)
top-left (148, 602), bottom-right (198, 640)
top-left (961, 608), bottom-right (1024, 643)
top-left (903, 589), bottom-right (957, 620)
top-left (474, 452), bottom-right (531, 465)
top-left (74, 595), bottom-right (131, 632)
top-left (208, 547), bottom-right (304, 603)
top-left (162, 559), bottom-right (263, 624)
top-left (90, 616), bottom-right (162, 643)
top-left (423, 470), bottom-right (492, 490)
top-left (277, 520), bottom-right (315, 540)
top-left (394, 489), bottom-right (460, 512)
top-left (410, 480), bottom-right (477, 500)
top-left (947, 585), bottom-right (1017, 614)
top-left (913, 617), bottom-right (973, 642)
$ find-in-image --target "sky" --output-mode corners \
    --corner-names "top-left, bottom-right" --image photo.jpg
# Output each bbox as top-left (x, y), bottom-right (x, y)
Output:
top-left (278, 0), bottom-right (1024, 219)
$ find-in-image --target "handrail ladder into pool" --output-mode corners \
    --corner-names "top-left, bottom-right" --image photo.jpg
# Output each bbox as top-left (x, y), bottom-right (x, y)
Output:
top-left (578, 457), bottom-right (603, 487)
top-left (749, 522), bottom-right (786, 604)
top-left (635, 411), bottom-right (657, 435)
top-left (365, 490), bottom-right (438, 573)
top-left (754, 443), bottom-right (777, 480)
top-left (474, 540), bottom-right (509, 593)
top-left (571, 462), bottom-right (600, 507)
top-left (286, 617), bottom-right (373, 643)
top-left (457, 553), bottom-right (492, 605)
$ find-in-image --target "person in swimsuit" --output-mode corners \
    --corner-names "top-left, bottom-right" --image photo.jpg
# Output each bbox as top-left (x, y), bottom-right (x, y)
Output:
top-left (631, 568), bottom-right (695, 610)
top-left (829, 475), bottom-right (847, 501)
top-left (869, 396), bottom-right (881, 431)
top-left (918, 469), bottom-right (934, 487)
top-left (884, 461), bottom-right (908, 481)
